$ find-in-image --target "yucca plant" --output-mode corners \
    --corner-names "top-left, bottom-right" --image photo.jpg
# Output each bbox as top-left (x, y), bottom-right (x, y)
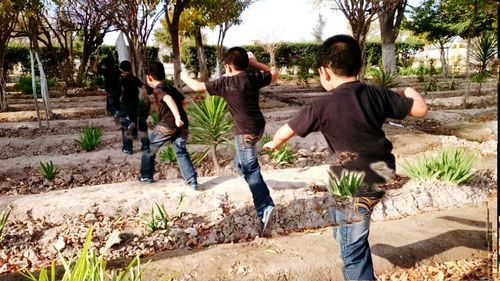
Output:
top-left (158, 146), bottom-right (177, 162)
top-left (368, 67), bottom-right (399, 88)
top-left (22, 227), bottom-right (143, 281)
top-left (40, 161), bottom-right (58, 180)
top-left (187, 92), bottom-right (234, 171)
top-left (75, 125), bottom-right (103, 151)
top-left (471, 32), bottom-right (497, 93)
top-left (0, 209), bottom-right (11, 243)
top-left (146, 202), bottom-right (170, 234)
top-left (271, 143), bottom-right (294, 164)
top-left (401, 147), bottom-right (477, 184)
top-left (326, 170), bottom-right (366, 199)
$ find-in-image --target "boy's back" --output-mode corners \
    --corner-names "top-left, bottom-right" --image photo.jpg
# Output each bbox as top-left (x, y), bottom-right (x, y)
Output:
top-left (205, 71), bottom-right (272, 135)
top-left (120, 74), bottom-right (143, 108)
top-left (154, 82), bottom-right (189, 129)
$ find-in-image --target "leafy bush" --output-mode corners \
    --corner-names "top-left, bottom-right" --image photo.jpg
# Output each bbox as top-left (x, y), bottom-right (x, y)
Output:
top-left (187, 92), bottom-right (234, 170)
top-left (0, 209), bottom-right (10, 243)
top-left (400, 147), bottom-right (477, 184)
top-left (75, 125), bottom-right (103, 151)
top-left (367, 67), bottom-right (399, 88)
top-left (22, 227), bottom-right (143, 281)
top-left (326, 170), bottom-right (366, 199)
top-left (158, 146), bottom-right (177, 162)
top-left (40, 161), bottom-right (58, 180)
top-left (422, 77), bottom-right (438, 92)
top-left (17, 75), bottom-right (56, 96)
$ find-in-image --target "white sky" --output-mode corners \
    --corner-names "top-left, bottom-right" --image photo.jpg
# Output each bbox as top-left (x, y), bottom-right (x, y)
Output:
top-left (103, 0), bottom-right (349, 46)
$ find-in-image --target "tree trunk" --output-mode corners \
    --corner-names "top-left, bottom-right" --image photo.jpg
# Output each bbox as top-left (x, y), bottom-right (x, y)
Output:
top-left (381, 42), bottom-right (397, 73)
top-left (0, 45), bottom-right (7, 111)
top-left (34, 50), bottom-right (52, 127)
top-left (169, 24), bottom-right (182, 90)
top-left (76, 44), bottom-right (91, 86)
top-left (194, 27), bottom-right (208, 82)
top-left (438, 42), bottom-right (449, 77)
top-left (211, 144), bottom-right (220, 171)
top-left (462, 0), bottom-right (478, 108)
top-left (30, 50), bottom-right (41, 127)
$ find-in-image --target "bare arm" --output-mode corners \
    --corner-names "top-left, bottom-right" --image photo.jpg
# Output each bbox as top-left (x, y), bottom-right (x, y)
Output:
top-left (399, 87), bottom-right (428, 118)
top-left (263, 124), bottom-right (296, 150)
top-left (163, 94), bottom-right (184, 127)
top-left (248, 53), bottom-right (279, 83)
top-left (180, 71), bottom-right (207, 92)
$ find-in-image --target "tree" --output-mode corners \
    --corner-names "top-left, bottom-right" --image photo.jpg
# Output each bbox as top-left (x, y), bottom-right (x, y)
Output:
top-left (312, 13), bottom-right (326, 43)
top-left (0, 0), bottom-right (20, 111)
top-left (378, 0), bottom-right (407, 74)
top-left (109, 0), bottom-right (164, 79)
top-left (403, 0), bottom-right (456, 77)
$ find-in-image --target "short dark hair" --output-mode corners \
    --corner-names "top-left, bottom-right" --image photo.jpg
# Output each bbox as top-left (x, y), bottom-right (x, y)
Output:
top-left (317, 35), bottom-right (362, 77)
top-left (224, 47), bottom-right (249, 71)
top-left (147, 61), bottom-right (166, 81)
top-left (100, 57), bottom-right (115, 68)
top-left (119, 60), bottom-right (132, 72)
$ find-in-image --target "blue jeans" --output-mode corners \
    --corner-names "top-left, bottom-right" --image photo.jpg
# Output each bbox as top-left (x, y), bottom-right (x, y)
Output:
top-left (106, 91), bottom-right (120, 116)
top-left (330, 202), bottom-right (374, 281)
top-left (121, 110), bottom-right (150, 151)
top-left (140, 125), bottom-right (197, 184)
top-left (234, 134), bottom-right (274, 217)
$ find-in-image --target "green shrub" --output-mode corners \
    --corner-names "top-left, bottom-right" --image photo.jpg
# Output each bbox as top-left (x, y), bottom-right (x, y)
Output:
top-left (400, 147), bottom-right (477, 184)
top-left (17, 75), bottom-right (56, 96)
top-left (22, 227), bottom-right (143, 281)
top-left (40, 161), bottom-right (58, 180)
top-left (367, 67), bottom-right (399, 88)
top-left (158, 146), bottom-right (177, 162)
top-left (422, 77), bottom-right (438, 92)
top-left (75, 125), bottom-right (103, 151)
top-left (326, 170), bottom-right (366, 199)
top-left (187, 92), bottom-right (233, 170)
top-left (271, 143), bottom-right (294, 165)
top-left (0, 209), bottom-right (11, 243)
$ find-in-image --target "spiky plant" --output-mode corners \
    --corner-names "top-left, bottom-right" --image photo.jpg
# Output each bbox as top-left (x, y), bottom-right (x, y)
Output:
top-left (146, 202), bottom-right (169, 234)
top-left (271, 143), bottom-right (294, 164)
top-left (326, 170), bottom-right (366, 199)
top-left (187, 92), bottom-right (234, 171)
top-left (40, 160), bottom-right (58, 180)
top-left (0, 209), bottom-right (11, 243)
top-left (75, 125), bottom-right (103, 151)
top-left (400, 147), bottom-right (477, 184)
top-left (368, 67), bottom-right (399, 88)
top-left (158, 146), bottom-right (177, 162)
top-left (471, 32), bottom-right (497, 93)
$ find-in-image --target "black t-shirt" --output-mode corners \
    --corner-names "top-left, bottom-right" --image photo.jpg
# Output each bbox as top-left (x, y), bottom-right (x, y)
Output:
top-left (97, 65), bottom-right (121, 94)
top-left (205, 71), bottom-right (272, 135)
top-left (288, 81), bottom-right (414, 186)
top-left (154, 82), bottom-right (188, 129)
top-left (120, 74), bottom-right (143, 107)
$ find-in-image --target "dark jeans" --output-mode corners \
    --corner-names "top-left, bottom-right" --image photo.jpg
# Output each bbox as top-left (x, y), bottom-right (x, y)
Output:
top-left (106, 92), bottom-right (120, 116)
top-left (140, 125), bottom-right (197, 184)
top-left (120, 105), bottom-right (150, 151)
top-left (234, 133), bottom-right (274, 217)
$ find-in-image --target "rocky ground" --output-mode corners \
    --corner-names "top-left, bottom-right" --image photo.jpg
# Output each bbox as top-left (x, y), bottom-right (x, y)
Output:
top-left (0, 78), bottom-right (497, 280)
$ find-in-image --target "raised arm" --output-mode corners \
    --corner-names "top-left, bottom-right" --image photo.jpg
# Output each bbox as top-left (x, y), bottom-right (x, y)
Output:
top-left (163, 94), bottom-right (184, 127)
top-left (180, 71), bottom-right (207, 92)
top-left (399, 87), bottom-right (428, 118)
top-left (248, 52), bottom-right (279, 82)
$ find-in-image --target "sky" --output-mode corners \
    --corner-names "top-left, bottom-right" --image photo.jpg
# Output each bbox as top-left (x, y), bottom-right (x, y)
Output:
top-left (103, 0), bottom-right (350, 47)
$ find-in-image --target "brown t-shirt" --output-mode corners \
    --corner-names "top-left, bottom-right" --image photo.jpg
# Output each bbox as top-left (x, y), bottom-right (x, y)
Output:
top-left (205, 71), bottom-right (272, 135)
top-left (153, 82), bottom-right (188, 129)
top-left (288, 81), bottom-right (413, 185)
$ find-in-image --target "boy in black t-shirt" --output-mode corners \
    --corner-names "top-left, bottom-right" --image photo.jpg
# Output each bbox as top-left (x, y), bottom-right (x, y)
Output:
top-left (181, 47), bottom-right (279, 235)
top-left (138, 61), bottom-right (197, 189)
top-left (264, 35), bottom-right (428, 280)
top-left (92, 57), bottom-right (122, 123)
top-left (118, 60), bottom-right (148, 154)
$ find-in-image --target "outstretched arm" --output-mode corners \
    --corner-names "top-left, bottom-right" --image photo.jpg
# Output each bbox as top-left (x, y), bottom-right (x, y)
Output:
top-left (399, 87), bottom-right (428, 118)
top-left (263, 124), bottom-right (296, 151)
top-left (163, 95), bottom-right (184, 127)
top-left (180, 71), bottom-right (207, 92)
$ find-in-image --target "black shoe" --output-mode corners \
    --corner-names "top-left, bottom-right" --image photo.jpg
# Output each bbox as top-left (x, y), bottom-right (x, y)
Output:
top-left (141, 146), bottom-right (151, 154)
top-left (138, 176), bottom-right (154, 183)
top-left (122, 149), bottom-right (133, 155)
top-left (113, 112), bottom-right (121, 125)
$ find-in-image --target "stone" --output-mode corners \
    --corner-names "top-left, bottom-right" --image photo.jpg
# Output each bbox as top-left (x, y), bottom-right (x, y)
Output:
top-left (62, 172), bottom-right (73, 184)
top-left (84, 213), bottom-right (97, 223)
top-left (73, 174), bottom-right (85, 183)
top-left (54, 236), bottom-right (66, 251)
top-left (23, 249), bottom-right (38, 264)
top-left (297, 157), bottom-right (308, 167)
top-left (297, 149), bottom-right (311, 157)
top-left (184, 227), bottom-right (198, 237)
top-left (309, 146), bottom-right (318, 152)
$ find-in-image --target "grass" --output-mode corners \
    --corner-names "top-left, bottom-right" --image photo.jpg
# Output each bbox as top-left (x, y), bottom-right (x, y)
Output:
top-left (75, 125), bottom-right (103, 151)
top-left (400, 147), bottom-right (478, 184)
top-left (158, 146), bottom-right (176, 162)
top-left (40, 160), bottom-right (58, 180)
top-left (326, 170), bottom-right (366, 199)
top-left (0, 209), bottom-right (11, 243)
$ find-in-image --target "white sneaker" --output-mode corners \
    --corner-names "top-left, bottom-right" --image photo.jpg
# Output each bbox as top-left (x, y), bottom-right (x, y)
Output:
top-left (260, 205), bottom-right (275, 237)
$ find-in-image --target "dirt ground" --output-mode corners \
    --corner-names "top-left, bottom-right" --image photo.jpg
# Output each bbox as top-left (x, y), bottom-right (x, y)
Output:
top-left (0, 79), bottom-right (497, 279)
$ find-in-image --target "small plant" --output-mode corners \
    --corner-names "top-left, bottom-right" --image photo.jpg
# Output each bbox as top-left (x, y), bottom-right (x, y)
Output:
top-left (422, 76), bottom-right (438, 92)
top-left (326, 170), bottom-right (366, 199)
top-left (39, 160), bottom-right (58, 180)
top-left (158, 146), bottom-right (177, 162)
top-left (271, 143), bottom-right (294, 164)
top-left (147, 202), bottom-right (170, 234)
top-left (401, 147), bottom-right (477, 184)
top-left (17, 75), bottom-right (56, 96)
top-left (75, 125), bottom-right (103, 151)
top-left (0, 209), bottom-right (11, 243)
top-left (150, 111), bottom-right (159, 126)
top-left (22, 227), bottom-right (143, 281)
top-left (259, 134), bottom-right (274, 156)
top-left (368, 67), bottom-right (399, 88)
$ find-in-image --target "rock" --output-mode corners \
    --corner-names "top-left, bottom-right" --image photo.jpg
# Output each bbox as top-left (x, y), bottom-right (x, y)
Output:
top-left (165, 168), bottom-right (180, 179)
top-left (73, 173), bottom-right (85, 183)
top-left (297, 157), bottom-right (308, 167)
top-left (54, 236), bottom-right (66, 251)
top-left (184, 227), bottom-right (198, 237)
top-left (260, 154), bottom-right (271, 164)
top-left (297, 149), bottom-right (311, 157)
top-left (310, 146), bottom-right (318, 152)
top-left (84, 213), bottom-right (97, 223)
top-left (23, 249), bottom-right (38, 265)
top-left (203, 229), bottom-right (218, 246)
top-left (62, 172), bottom-right (73, 184)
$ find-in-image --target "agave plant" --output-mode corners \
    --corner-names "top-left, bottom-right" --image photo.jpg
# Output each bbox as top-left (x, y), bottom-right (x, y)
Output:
top-left (271, 143), bottom-right (294, 164)
top-left (326, 170), bottom-right (366, 199)
top-left (0, 209), bottom-right (11, 243)
top-left (187, 92), bottom-right (234, 171)
top-left (75, 125), bottom-right (103, 151)
top-left (400, 147), bottom-right (477, 184)
top-left (471, 32), bottom-right (497, 93)
top-left (368, 67), bottom-right (399, 88)
top-left (40, 160), bottom-right (58, 180)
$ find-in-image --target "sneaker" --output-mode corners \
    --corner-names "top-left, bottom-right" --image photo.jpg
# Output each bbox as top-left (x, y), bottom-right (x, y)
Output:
top-left (126, 122), bottom-right (136, 135)
top-left (138, 176), bottom-right (154, 183)
top-left (113, 112), bottom-right (121, 124)
top-left (141, 146), bottom-right (151, 153)
top-left (189, 181), bottom-right (199, 190)
top-left (122, 148), bottom-right (133, 155)
top-left (260, 205), bottom-right (275, 237)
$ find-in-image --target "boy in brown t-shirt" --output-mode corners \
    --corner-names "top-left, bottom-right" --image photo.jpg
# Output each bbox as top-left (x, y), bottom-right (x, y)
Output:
top-left (181, 47), bottom-right (279, 235)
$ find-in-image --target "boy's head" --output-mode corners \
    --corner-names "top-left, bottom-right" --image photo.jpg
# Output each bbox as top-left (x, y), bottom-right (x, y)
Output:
top-left (224, 47), bottom-right (249, 73)
top-left (100, 57), bottom-right (115, 69)
top-left (119, 60), bottom-right (132, 73)
top-left (317, 35), bottom-right (362, 78)
top-left (146, 61), bottom-right (166, 86)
